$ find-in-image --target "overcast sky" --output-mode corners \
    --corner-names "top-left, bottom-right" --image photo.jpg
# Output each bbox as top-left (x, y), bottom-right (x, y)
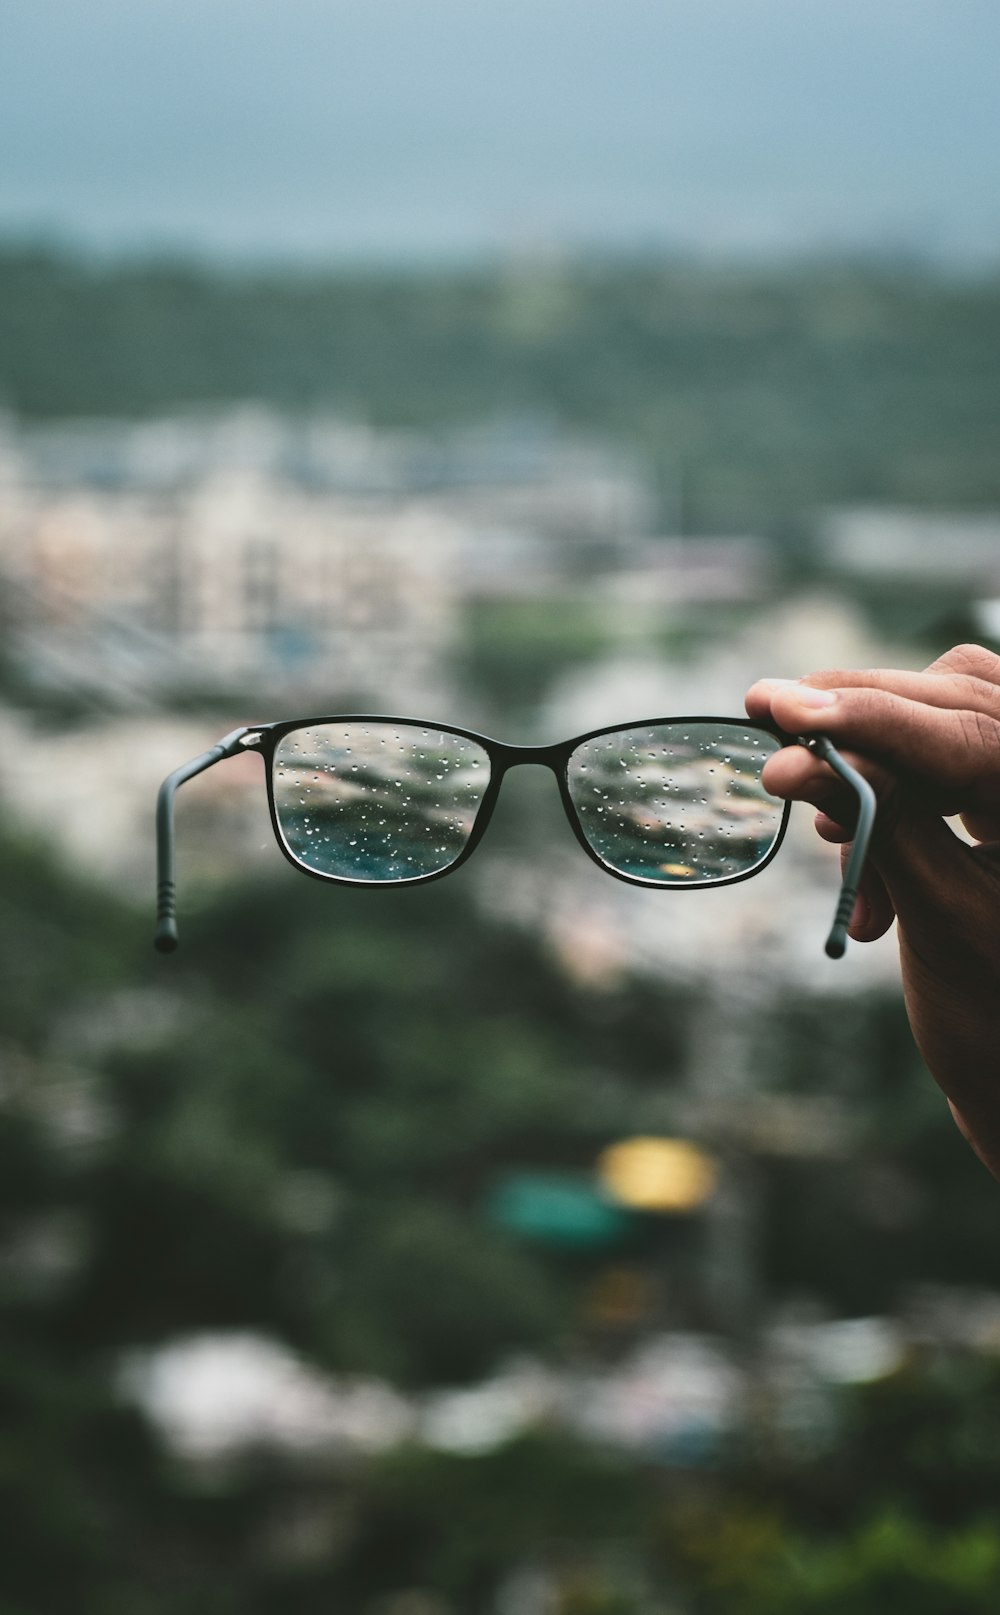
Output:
top-left (3, 0), bottom-right (999, 264)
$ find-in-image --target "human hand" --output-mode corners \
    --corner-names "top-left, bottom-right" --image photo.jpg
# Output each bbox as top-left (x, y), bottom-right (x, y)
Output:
top-left (745, 643), bottom-right (1000, 1178)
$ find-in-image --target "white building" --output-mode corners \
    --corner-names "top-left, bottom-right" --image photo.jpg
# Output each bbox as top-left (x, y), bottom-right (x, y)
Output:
top-left (819, 505), bottom-right (1000, 589)
top-left (0, 408), bottom-right (655, 707)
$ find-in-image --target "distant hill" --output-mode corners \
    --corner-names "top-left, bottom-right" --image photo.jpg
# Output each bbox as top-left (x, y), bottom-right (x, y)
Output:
top-left (2, 246), bottom-right (999, 538)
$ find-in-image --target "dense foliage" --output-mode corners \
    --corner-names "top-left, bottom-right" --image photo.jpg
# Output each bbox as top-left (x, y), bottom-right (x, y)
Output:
top-left (2, 246), bottom-right (1000, 535)
top-left (3, 809), bottom-right (1000, 1609)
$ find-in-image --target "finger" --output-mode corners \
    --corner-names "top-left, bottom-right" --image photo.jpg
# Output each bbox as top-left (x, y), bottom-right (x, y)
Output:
top-left (760, 746), bottom-right (843, 812)
top-left (763, 744), bottom-right (963, 916)
top-left (761, 745), bottom-right (895, 831)
top-left (745, 678), bottom-right (792, 721)
top-left (812, 817), bottom-right (896, 938)
top-left (814, 810), bottom-right (853, 842)
top-left (748, 666), bottom-right (1000, 720)
top-left (762, 684), bottom-right (1000, 808)
top-left (764, 733), bottom-right (986, 966)
top-left (960, 811), bottom-right (1000, 845)
top-left (927, 643), bottom-right (1000, 686)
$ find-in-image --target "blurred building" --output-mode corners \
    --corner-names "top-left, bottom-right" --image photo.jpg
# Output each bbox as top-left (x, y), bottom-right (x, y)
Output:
top-left (0, 408), bottom-right (655, 708)
top-left (0, 406), bottom-right (790, 903)
top-left (819, 505), bottom-right (1000, 592)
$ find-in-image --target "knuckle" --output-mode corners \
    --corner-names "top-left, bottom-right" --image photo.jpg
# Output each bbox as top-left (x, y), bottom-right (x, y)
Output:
top-left (934, 643), bottom-right (1000, 682)
top-left (965, 674), bottom-right (1000, 711)
top-left (957, 707), bottom-right (1000, 759)
top-left (840, 685), bottom-right (887, 724)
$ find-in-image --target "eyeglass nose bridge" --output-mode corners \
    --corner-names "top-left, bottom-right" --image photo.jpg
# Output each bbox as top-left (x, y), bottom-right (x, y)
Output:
top-left (487, 738), bottom-right (573, 774)
top-left (480, 739), bottom-right (589, 865)
top-left (467, 740), bottom-right (577, 863)
top-left (482, 739), bottom-right (576, 818)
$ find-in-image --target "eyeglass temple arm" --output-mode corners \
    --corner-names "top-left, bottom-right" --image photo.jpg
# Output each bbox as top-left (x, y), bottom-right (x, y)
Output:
top-left (806, 734), bottom-right (877, 960)
top-left (154, 727), bottom-right (251, 954)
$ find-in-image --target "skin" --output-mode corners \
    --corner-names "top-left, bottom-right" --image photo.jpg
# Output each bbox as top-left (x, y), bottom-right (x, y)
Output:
top-left (744, 643), bottom-right (1000, 1182)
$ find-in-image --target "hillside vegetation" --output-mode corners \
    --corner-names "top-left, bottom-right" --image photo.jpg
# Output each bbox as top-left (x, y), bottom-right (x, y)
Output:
top-left (2, 247), bottom-right (999, 536)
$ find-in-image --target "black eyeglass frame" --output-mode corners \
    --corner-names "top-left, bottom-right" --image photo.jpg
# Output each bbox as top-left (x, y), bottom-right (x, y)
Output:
top-left (155, 714), bottom-right (875, 961)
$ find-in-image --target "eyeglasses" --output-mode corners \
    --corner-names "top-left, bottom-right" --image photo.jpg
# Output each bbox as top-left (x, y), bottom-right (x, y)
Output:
top-left (155, 714), bottom-right (875, 960)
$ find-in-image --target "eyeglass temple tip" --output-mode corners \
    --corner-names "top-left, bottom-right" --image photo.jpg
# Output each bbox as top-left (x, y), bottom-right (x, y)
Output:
top-left (824, 886), bottom-right (855, 959)
top-left (154, 893), bottom-right (179, 953)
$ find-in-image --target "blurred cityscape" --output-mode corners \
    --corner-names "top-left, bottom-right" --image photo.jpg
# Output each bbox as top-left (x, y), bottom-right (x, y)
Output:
top-left (3, 252), bottom-right (1000, 1613)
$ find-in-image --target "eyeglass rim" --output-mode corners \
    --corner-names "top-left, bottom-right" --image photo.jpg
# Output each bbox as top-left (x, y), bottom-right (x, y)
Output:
top-left (255, 712), bottom-right (794, 894)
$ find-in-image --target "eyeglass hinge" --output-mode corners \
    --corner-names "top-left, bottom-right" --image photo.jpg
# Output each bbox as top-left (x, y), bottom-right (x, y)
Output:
top-left (238, 730), bottom-right (266, 751)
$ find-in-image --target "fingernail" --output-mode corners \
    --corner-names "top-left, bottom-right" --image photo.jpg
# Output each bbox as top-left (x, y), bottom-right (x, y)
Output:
top-left (793, 686), bottom-right (837, 708)
top-left (756, 677), bottom-right (797, 688)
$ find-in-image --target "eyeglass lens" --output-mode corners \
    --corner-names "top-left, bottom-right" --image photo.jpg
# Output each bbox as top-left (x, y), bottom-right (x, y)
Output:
top-left (566, 722), bottom-right (784, 884)
top-left (272, 722), bottom-right (491, 881)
